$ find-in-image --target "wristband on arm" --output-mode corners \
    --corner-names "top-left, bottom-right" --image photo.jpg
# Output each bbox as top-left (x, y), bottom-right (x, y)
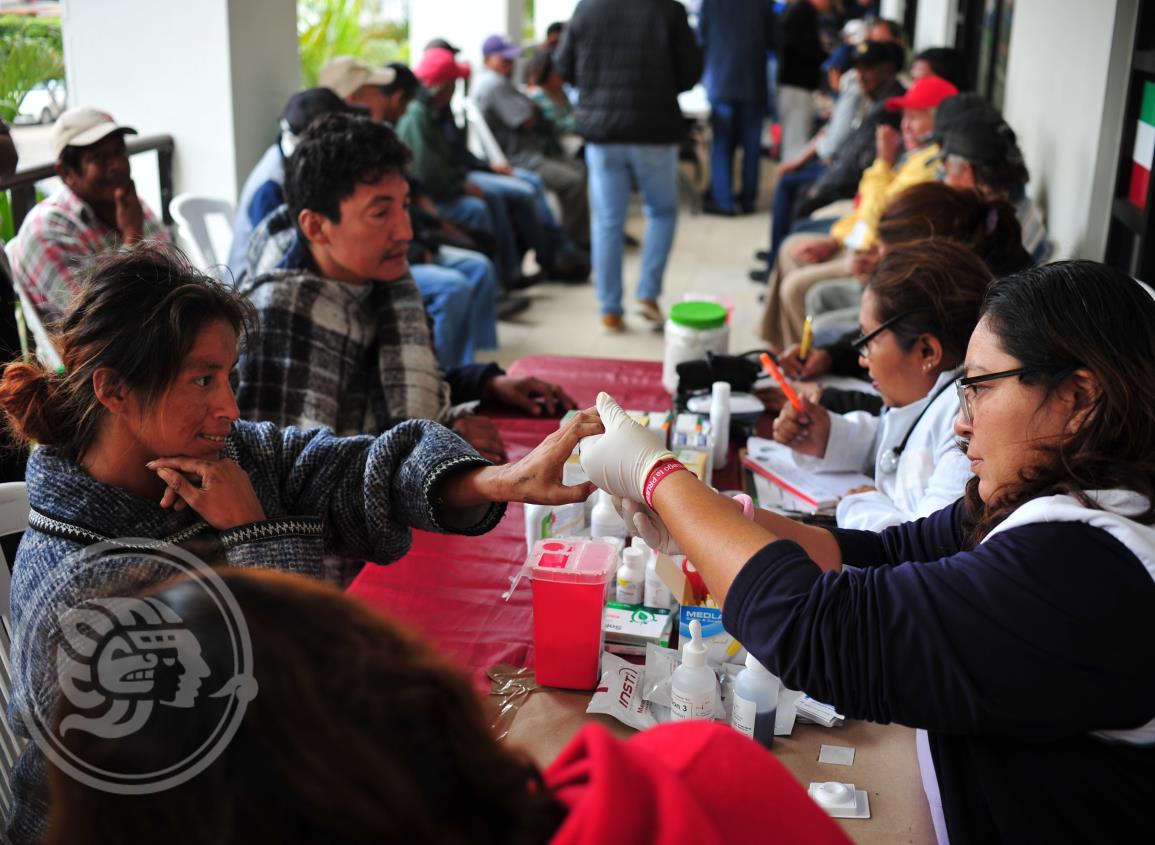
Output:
top-left (642, 458), bottom-right (687, 510)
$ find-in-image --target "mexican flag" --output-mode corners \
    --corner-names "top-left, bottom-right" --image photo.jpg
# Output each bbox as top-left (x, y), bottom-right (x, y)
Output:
top-left (1130, 81), bottom-right (1155, 209)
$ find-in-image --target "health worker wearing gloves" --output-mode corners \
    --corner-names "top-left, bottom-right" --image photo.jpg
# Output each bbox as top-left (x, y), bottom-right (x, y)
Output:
top-left (579, 260), bottom-right (1155, 843)
top-left (771, 239), bottom-right (987, 531)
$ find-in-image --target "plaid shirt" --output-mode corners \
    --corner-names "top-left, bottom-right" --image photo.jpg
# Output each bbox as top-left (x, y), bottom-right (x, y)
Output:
top-left (236, 206), bottom-right (453, 434)
top-left (7, 184), bottom-right (170, 322)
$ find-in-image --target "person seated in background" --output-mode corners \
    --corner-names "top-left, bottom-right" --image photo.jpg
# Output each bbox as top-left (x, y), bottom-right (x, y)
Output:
top-left (908, 46), bottom-right (967, 90)
top-left (769, 239), bottom-right (988, 530)
top-left (472, 34), bottom-right (590, 249)
top-left (751, 39), bottom-right (905, 281)
top-left (767, 182), bottom-right (1032, 418)
top-left (230, 85), bottom-right (503, 366)
top-left (524, 50), bottom-right (577, 136)
top-left (0, 245), bottom-right (599, 843)
top-left (937, 106), bottom-right (1050, 264)
top-left (44, 568), bottom-right (854, 845)
top-left (759, 74), bottom-right (958, 349)
top-left (236, 114), bottom-right (576, 464)
top-left (580, 260), bottom-right (1155, 842)
top-left (412, 46), bottom-right (590, 284)
top-left (8, 107), bottom-right (170, 321)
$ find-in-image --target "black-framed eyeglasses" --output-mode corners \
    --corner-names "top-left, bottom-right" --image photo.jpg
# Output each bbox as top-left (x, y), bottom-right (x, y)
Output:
top-left (849, 309), bottom-right (923, 358)
top-left (955, 368), bottom-right (1030, 425)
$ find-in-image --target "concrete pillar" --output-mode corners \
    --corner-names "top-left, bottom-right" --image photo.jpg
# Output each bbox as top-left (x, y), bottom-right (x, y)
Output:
top-left (61, 0), bottom-right (299, 207)
top-left (409, 0), bottom-right (523, 72)
top-left (912, 0), bottom-right (958, 51)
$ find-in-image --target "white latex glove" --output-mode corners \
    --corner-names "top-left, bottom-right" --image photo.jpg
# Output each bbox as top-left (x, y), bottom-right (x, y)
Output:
top-left (579, 392), bottom-right (677, 503)
top-left (614, 496), bottom-right (683, 555)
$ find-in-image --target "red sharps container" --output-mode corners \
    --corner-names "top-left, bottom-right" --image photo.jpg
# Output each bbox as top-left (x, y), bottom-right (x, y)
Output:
top-left (528, 539), bottom-right (617, 689)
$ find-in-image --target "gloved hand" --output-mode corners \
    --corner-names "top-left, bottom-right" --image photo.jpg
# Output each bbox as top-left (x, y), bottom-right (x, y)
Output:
top-left (613, 495), bottom-right (683, 555)
top-left (579, 392), bottom-right (677, 503)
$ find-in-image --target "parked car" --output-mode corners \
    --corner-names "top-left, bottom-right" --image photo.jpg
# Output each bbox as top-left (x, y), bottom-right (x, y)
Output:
top-left (15, 80), bottom-right (66, 126)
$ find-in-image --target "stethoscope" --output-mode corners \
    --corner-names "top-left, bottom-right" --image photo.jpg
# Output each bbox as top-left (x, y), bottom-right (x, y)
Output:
top-left (878, 379), bottom-right (955, 475)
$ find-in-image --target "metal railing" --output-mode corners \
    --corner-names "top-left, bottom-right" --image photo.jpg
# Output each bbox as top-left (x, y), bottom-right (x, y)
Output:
top-left (0, 134), bottom-right (175, 230)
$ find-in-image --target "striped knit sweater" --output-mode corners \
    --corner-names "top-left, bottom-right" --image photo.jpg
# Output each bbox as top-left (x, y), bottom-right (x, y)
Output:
top-left (5, 418), bottom-right (503, 843)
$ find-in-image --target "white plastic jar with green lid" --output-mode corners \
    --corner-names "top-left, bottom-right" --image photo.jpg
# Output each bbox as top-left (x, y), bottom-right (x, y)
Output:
top-left (662, 301), bottom-right (730, 393)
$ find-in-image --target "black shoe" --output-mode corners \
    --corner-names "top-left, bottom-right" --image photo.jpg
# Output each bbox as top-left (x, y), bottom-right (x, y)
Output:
top-left (497, 295), bottom-right (532, 320)
top-left (624, 233), bottom-right (640, 248)
top-left (740, 203), bottom-right (756, 215)
top-left (702, 198), bottom-right (736, 217)
top-left (754, 249), bottom-right (771, 262)
top-left (543, 247), bottom-right (591, 283)
top-left (748, 268), bottom-right (771, 284)
top-left (507, 271), bottom-right (543, 291)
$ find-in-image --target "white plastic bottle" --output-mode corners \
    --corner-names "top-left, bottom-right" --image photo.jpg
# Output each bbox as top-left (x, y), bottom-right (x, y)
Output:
top-left (670, 619), bottom-right (717, 721)
top-left (616, 547), bottom-right (646, 605)
top-left (524, 503), bottom-right (553, 552)
top-left (637, 539), bottom-right (673, 610)
top-left (730, 653), bottom-right (779, 748)
top-left (590, 490), bottom-right (627, 541)
top-left (709, 380), bottom-right (731, 471)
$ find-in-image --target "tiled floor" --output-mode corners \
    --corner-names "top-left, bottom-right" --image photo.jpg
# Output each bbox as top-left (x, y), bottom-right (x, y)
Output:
top-left (478, 170), bottom-right (778, 369)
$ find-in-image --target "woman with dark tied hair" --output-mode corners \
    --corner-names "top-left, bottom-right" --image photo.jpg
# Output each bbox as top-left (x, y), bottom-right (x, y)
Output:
top-left (44, 569), bottom-right (853, 845)
top-left (581, 260), bottom-right (1155, 841)
top-left (771, 239), bottom-right (990, 531)
top-left (0, 245), bottom-right (602, 843)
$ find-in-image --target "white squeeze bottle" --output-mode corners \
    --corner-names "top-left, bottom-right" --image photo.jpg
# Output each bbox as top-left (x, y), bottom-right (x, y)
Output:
top-left (616, 546), bottom-right (646, 605)
top-left (709, 380), bottom-right (731, 470)
top-left (670, 619), bottom-right (717, 721)
top-left (636, 538), bottom-right (673, 610)
top-left (730, 652), bottom-right (779, 748)
top-left (590, 490), bottom-right (628, 540)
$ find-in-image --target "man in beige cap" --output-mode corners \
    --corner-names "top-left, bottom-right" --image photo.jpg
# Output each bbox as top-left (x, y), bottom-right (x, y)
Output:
top-left (318, 56), bottom-right (397, 124)
top-left (7, 106), bottom-right (169, 321)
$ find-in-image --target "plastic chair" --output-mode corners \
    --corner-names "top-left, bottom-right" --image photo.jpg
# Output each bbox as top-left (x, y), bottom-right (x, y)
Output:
top-left (461, 99), bottom-right (509, 166)
top-left (0, 481), bottom-right (29, 818)
top-left (170, 194), bottom-right (236, 281)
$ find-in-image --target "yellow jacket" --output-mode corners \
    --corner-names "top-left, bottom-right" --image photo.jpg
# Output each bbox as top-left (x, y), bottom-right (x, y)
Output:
top-left (830, 143), bottom-right (941, 250)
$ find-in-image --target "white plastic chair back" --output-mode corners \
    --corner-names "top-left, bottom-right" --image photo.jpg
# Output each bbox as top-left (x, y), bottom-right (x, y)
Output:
top-left (0, 481), bottom-right (29, 818)
top-left (462, 99), bottom-right (509, 166)
top-left (171, 194), bottom-right (236, 280)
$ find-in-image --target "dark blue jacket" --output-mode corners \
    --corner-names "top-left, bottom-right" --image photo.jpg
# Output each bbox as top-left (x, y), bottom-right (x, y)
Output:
top-left (697, 0), bottom-right (775, 105)
top-left (724, 498), bottom-right (1155, 842)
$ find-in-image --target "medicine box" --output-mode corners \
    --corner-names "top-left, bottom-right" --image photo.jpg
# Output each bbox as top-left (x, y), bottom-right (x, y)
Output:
top-left (603, 602), bottom-right (673, 649)
top-left (678, 604), bottom-right (745, 665)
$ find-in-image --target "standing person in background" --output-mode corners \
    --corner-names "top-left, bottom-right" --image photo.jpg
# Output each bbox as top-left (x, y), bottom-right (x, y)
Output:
top-left (555, 0), bottom-right (702, 333)
top-left (697, 0), bottom-right (776, 216)
top-left (776, 0), bottom-right (831, 162)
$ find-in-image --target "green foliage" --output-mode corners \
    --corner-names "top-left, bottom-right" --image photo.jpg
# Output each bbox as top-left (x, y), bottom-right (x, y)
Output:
top-left (297, 0), bottom-right (409, 88)
top-left (0, 16), bottom-right (65, 123)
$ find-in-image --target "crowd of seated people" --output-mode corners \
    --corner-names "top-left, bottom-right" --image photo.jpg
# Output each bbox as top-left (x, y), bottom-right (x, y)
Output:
top-left (2, 5), bottom-right (1152, 845)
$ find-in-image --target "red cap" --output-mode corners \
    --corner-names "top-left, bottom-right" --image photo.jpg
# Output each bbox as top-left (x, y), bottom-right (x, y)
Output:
top-left (885, 76), bottom-right (959, 112)
top-left (414, 47), bottom-right (471, 87)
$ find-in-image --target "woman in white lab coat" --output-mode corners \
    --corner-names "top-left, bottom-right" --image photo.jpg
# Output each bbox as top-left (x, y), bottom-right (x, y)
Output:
top-left (772, 239), bottom-right (987, 530)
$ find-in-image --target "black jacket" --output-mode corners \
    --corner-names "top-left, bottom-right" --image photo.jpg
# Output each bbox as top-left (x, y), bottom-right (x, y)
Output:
top-left (777, 0), bottom-right (825, 90)
top-left (555, 0), bottom-right (702, 144)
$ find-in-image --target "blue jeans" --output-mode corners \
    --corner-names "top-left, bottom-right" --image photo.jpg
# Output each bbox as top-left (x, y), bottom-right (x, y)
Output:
top-left (585, 143), bottom-right (679, 317)
top-left (708, 100), bottom-right (765, 212)
top-left (411, 247), bottom-right (499, 369)
top-left (436, 194), bottom-right (492, 232)
top-left (766, 159), bottom-right (827, 268)
top-left (468, 168), bottom-right (568, 269)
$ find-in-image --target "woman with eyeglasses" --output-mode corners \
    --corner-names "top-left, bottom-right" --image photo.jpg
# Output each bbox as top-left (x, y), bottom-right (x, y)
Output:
top-left (768, 239), bottom-right (989, 530)
top-left (579, 259), bottom-right (1155, 842)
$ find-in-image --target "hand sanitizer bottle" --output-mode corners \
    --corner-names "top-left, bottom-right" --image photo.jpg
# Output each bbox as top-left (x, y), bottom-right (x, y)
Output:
top-left (730, 652), bottom-right (779, 747)
top-left (670, 619), bottom-right (717, 721)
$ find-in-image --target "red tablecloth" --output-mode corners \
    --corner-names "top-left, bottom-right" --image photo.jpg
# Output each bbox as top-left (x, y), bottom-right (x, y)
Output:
top-left (348, 356), bottom-right (694, 678)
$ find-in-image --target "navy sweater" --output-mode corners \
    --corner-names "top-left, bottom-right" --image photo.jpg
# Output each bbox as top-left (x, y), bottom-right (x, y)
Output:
top-left (723, 499), bottom-right (1155, 842)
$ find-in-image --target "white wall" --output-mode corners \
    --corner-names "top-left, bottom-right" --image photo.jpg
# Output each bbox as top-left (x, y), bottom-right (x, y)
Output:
top-left (409, 0), bottom-right (523, 76)
top-left (912, 0), bottom-right (957, 51)
top-left (61, 0), bottom-right (298, 209)
top-left (534, 0), bottom-right (579, 40)
top-left (1002, 0), bottom-right (1136, 259)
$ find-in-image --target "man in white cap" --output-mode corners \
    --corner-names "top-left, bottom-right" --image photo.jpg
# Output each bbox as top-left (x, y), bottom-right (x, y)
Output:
top-left (7, 107), bottom-right (169, 321)
top-left (317, 56), bottom-right (397, 121)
